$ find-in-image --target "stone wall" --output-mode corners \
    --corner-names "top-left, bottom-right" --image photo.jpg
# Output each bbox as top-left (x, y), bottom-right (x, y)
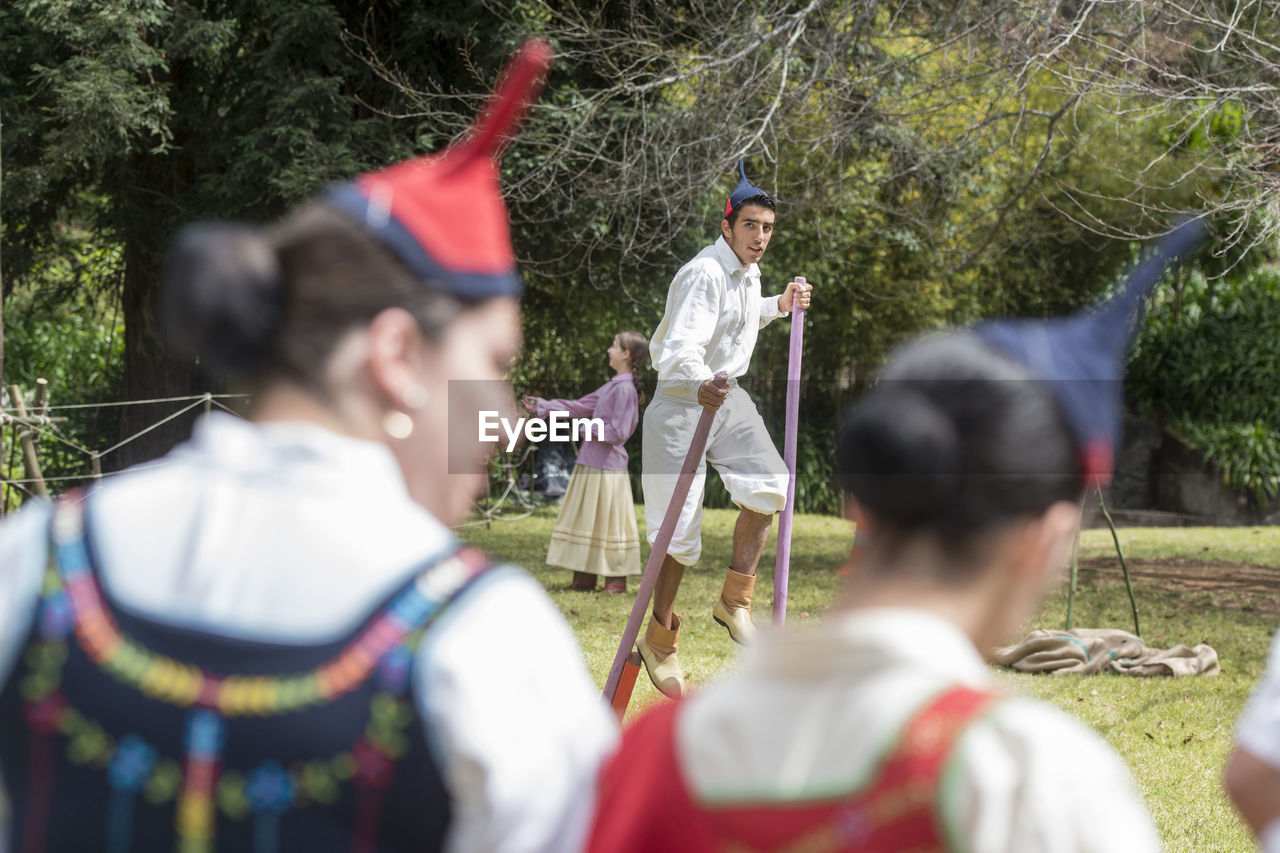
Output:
top-left (1110, 416), bottom-right (1280, 525)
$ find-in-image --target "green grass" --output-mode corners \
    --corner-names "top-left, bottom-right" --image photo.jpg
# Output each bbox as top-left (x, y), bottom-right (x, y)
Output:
top-left (1078, 525), bottom-right (1280, 564)
top-left (461, 508), bottom-right (1280, 852)
top-left (1006, 568), bottom-right (1271, 852)
top-left (462, 507), bottom-right (851, 715)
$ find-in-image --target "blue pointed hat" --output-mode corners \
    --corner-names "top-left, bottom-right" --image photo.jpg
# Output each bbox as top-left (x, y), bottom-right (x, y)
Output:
top-left (974, 217), bottom-right (1207, 486)
top-left (724, 160), bottom-right (771, 218)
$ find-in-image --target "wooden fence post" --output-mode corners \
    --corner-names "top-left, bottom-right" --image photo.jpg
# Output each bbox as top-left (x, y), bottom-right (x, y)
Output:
top-left (6, 385), bottom-right (49, 499)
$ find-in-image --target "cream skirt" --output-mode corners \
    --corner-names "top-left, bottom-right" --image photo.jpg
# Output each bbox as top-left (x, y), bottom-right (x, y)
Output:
top-left (546, 465), bottom-right (641, 577)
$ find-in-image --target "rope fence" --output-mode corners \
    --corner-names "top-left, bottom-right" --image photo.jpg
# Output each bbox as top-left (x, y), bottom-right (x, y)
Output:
top-left (1, 384), bottom-right (546, 525)
top-left (0, 387), bottom-right (250, 514)
top-left (0, 393), bottom-right (251, 413)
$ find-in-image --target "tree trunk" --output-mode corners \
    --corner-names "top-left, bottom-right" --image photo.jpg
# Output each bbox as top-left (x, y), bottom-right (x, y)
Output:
top-left (114, 231), bottom-right (204, 470)
top-left (1, 110), bottom-right (5, 391)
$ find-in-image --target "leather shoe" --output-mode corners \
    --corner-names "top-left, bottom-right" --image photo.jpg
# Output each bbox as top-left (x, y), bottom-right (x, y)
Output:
top-left (712, 567), bottom-right (756, 645)
top-left (637, 613), bottom-right (684, 699)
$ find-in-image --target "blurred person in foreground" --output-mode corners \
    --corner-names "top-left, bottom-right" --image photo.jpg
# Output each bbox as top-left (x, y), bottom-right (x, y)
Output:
top-left (1225, 626), bottom-right (1280, 849)
top-left (587, 220), bottom-right (1206, 853)
top-left (0, 41), bottom-right (616, 853)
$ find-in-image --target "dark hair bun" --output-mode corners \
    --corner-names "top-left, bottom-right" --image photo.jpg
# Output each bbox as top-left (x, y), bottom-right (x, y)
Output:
top-left (161, 222), bottom-right (286, 377)
top-left (834, 333), bottom-right (1082, 549)
top-left (836, 386), bottom-right (963, 524)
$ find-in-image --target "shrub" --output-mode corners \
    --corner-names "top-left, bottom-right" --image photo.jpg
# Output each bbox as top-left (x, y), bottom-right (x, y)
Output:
top-left (1129, 266), bottom-right (1280, 503)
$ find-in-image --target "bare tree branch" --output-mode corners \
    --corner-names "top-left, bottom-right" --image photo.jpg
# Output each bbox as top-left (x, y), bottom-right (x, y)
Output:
top-left (352, 0), bottom-right (1280, 281)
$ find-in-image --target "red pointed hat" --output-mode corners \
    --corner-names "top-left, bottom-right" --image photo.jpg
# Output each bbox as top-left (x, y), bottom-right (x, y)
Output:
top-left (326, 40), bottom-right (553, 299)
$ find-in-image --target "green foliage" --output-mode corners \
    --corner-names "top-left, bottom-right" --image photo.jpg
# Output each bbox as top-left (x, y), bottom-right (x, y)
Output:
top-left (2, 0), bottom-right (1267, 489)
top-left (791, 422), bottom-right (841, 516)
top-left (2, 0), bottom-right (528, 462)
top-left (1174, 420), bottom-right (1280, 506)
top-left (1133, 267), bottom-right (1280, 425)
top-left (3, 251), bottom-right (125, 507)
top-left (1129, 265), bottom-right (1280, 503)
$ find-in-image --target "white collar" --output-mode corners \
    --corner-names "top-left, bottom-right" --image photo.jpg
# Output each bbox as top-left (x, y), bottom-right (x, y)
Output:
top-left (713, 235), bottom-right (757, 279)
top-left (750, 607), bottom-right (991, 686)
top-left (181, 412), bottom-right (414, 503)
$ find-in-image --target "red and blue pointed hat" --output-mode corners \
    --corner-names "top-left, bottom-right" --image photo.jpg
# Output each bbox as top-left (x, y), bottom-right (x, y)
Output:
top-left (326, 40), bottom-right (553, 299)
top-left (974, 217), bottom-right (1207, 486)
top-left (724, 159), bottom-right (771, 218)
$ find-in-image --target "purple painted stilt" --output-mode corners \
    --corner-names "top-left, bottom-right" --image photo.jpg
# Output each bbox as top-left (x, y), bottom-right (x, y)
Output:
top-left (602, 373), bottom-right (730, 717)
top-left (773, 277), bottom-right (806, 627)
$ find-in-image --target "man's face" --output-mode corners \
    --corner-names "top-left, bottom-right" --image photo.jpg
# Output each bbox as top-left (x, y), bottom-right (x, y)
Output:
top-left (720, 203), bottom-right (775, 267)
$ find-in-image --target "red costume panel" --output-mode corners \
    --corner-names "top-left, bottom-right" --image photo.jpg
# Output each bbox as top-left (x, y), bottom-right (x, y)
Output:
top-left (589, 686), bottom-right (994, 853)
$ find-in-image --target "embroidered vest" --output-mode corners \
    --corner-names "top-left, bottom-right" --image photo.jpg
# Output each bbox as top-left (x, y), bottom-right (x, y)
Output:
top-left (0, 496), bottom-right (491, 853)
top-left (591, 686), bottom-right (995, 852)
top-left (706, 686), bottom-right (996, 852)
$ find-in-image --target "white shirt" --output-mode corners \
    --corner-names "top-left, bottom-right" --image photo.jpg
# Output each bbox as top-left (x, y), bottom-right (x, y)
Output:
top-left (0, 413), bottom-right (616, 853)
top-left (1236, 629), bottom-right (1280, 853)
top-left (677, 609), bottom-right (1160, 853)
top-left (649, 235), bottom-right (784, 386)
top-left (1236, 628), bottom-right (1280, 772)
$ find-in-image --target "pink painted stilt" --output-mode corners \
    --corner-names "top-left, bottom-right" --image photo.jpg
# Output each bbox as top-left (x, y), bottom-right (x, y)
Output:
top-left (772, 278), bottom-right (806, 627)
top-left (602, 373), bottom-right (729, 711)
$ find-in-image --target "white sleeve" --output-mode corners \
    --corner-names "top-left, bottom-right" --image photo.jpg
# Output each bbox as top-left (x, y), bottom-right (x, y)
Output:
top-left (0, 500), bottom-right (52, 688)
top-left (653, 267), bottom-right (721, 384)
top-left (1236, 628), bottom-right (1280, 770)
top-left (415, 567), bottom-right (618, 853)
top-left (943, 698), bottom-right (1160, 853)
top-left (758, 293), bottom-right (785, 328)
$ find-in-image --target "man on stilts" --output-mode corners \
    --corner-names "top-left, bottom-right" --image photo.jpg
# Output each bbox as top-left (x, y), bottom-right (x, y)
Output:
top-left (639, 161), bottom-right (813, 698)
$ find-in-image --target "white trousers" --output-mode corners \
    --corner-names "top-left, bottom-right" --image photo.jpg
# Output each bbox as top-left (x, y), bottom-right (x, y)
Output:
top-left (641, 386), bottom-right (789, 566)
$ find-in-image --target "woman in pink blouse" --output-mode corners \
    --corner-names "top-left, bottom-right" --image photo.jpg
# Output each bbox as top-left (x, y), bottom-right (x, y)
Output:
top-left (523, 332), bottom-right (647, 593)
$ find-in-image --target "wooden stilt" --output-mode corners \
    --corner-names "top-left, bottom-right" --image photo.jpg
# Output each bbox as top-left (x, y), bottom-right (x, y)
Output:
top-left (602, 373), bottom-right (729, 711)
top-left (773, 284), bottom-right (805, 626)
top-left (1097, 486), bottom-right (1141, 638)
top-left (1065, 493), bottom-right (1085, 630)
top-left (609, 651), bottom-right (642, 723)
top-left (1066, 527), bottom-right (1080, 631)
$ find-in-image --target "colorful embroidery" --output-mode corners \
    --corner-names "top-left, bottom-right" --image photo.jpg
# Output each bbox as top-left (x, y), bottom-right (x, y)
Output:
top-left (711, 687), bottom-right (995, 853)
top-left (13, 494), bottom-right (486, 851)
top-left (245, 761), bottom-right (292, 853)
top-left (49, 500), bottom-right (475, 718)
top-left (106, 735), bottom-right (157, 853)
top-left (177, 710), bottom-right (224, 853)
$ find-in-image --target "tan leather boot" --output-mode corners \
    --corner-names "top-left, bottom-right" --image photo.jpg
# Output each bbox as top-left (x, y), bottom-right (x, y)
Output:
top-left (712, 567), bottom-right (756, 645)
top-left (637, 613), bottom-right (684, 699)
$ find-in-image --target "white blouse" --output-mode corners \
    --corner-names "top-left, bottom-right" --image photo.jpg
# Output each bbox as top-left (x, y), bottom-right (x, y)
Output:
top-left (0, 412), bottom-right (616, 853)
top-left (676, 608), bottom-right (1161, 853)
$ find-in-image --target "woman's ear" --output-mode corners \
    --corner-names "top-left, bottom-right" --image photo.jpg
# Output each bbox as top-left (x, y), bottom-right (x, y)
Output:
top-left (1014, 499), bottom-right (1082, 584)
top-left (365, 307), bottom-right (429, 409)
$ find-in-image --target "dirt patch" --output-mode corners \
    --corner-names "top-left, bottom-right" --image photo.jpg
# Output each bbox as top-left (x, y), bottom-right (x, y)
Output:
top-left (1078, 557), bottom-right (1280, 614)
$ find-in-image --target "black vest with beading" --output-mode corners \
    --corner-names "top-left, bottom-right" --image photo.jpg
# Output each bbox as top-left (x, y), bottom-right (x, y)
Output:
top-left (0, 495), bottom-right (490, 853)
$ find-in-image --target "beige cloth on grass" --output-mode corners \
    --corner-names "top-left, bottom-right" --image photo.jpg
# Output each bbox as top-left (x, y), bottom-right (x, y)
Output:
top-left (993, 628), bottom-right (1220, 676)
